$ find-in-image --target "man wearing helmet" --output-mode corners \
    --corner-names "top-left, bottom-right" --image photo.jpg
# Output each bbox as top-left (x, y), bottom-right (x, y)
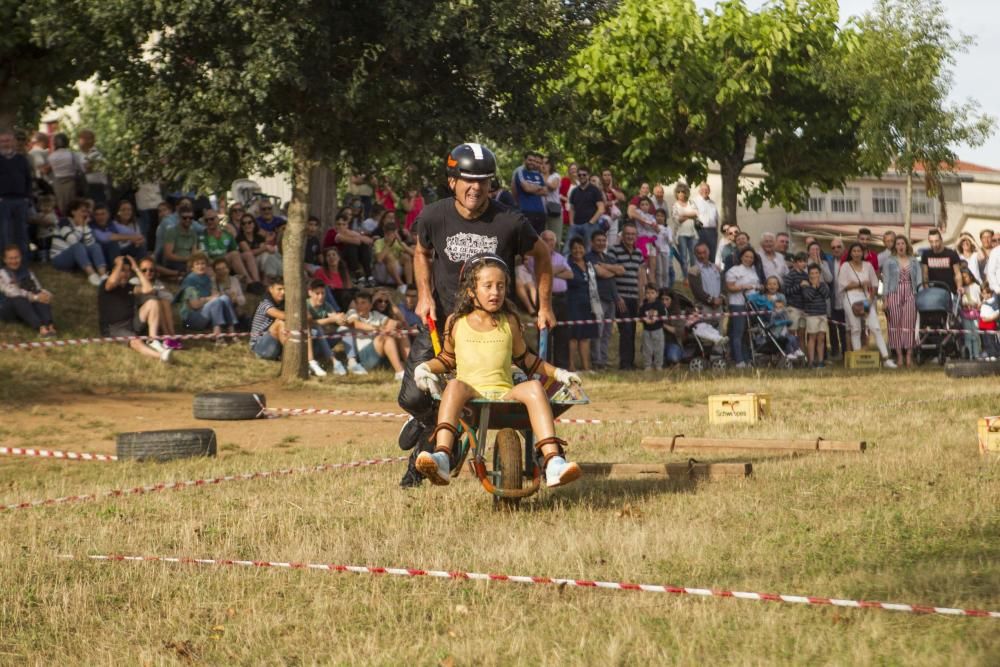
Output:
top-left (396, 142), bottom-right (556, 487)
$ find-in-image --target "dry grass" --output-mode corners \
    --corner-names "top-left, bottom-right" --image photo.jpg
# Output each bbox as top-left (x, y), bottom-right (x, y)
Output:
top-left (1, 268), bottom-right (999, 663)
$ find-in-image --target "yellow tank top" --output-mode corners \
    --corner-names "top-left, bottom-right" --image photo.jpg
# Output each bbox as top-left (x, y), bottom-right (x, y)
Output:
top-left (454, 314), bottom-right (513, 398)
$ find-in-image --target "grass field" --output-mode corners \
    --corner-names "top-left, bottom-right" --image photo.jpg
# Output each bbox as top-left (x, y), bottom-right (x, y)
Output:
top-left (1, 268), bottom-right (998, 665)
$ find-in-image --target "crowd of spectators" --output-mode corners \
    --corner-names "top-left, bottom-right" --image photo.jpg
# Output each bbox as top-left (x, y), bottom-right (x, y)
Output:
top-left (4, 129), bottom-right (1000, 374)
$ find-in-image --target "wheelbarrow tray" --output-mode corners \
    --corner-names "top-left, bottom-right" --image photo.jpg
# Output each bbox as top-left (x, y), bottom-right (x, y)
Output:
top-left (464, 390), bottom-right (589, 431)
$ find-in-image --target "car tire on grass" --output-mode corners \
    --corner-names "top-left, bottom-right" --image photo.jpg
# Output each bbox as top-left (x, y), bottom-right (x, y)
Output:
top-left (193, 392), bottom-right (266, 420)
top-left (944, 360), bottom-right (1000, 379)
top-left (116, 429), bottom-right (218, 462)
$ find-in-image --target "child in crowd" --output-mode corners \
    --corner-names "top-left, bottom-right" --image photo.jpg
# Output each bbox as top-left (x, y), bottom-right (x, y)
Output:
top-left (654, 208), bottom-right (675, 289)
top-left (347, 291), bottom-right (406, 379)
top-left (411, 254), bottom-right (582, 488)
top-left (659, 289), bottom-right (684, 365)
top-left (783, 252), bottom-right (810, 343)
top-left (764, 289), bottom-right (804, 359)
top-left (959, 267), bottom-right (982, 359)
top-left (640, 284), bottom-right (666, 370)
top-left (979, 283), bottom-right (999, 359)
top-left (29, 194), bottom-right (57, 262)
top-left (177, 253), bottom-right (238, 343)
top-left (307, 279), bottom-right (350, 376)
top-left (801, 263), bottom-right (830, 367)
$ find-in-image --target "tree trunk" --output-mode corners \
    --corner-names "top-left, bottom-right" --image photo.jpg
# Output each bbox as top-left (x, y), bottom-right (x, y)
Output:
top-left (903, 170), bottom-right (913, 242)
top-left (308, 164), bottom-right (340, 227)
top-left (280, 144), bottom-right (318, 382)
top-left (719, 156), bottom-right (742, 230)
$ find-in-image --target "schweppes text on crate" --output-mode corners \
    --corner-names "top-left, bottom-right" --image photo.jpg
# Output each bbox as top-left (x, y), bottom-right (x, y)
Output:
top-left (708, 393), bottom-right (771, 425)
top-left (977, 416), bottom-right (1000, 455)
top-left (844, 350), bottom-right (880, 369)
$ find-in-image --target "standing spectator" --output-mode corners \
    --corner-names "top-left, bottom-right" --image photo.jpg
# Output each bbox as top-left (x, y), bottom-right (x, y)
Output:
top-left (511, 152), bottom-right (547, 235)
top-left (375, 176), bottom-right (397, 212)
top-left (514, 256), bottom-right (538, 315)
top-left (775, 232), bottom-right (791, 259)
top-left (256, 199), bottom-right (287, 247)
top-left (715, 223), bottom-right (737, 268)
top-left (759, 232), bottom-right (788, 281)
top-left (976, 229), bottom-right (994, 279)
top-left (250, 279), bottom-right (290, 360)
top-left (671, 183), bottom-right (699, 271)
top-left (28, 194), bottom-right (57, 261)
top-left (314, 246), bottom-right (354, 310)
top-left (877, 230), bottom-right (897, 271)
top-left (827, 237), bottom-right (846, 358)
top-left (839, 242), bottom-right (894, 367)
top-left (99, 255), bottom-right (172, 362)
top-left (600, 168), bottom-right (626, 226)
top-left (566, 166), bottom-right (605, 253)
top-left (956, 234), bottom-right (981, 283)
top-left (723, 231), bottom-right (766, 284)
top-left (51, 199), bottom-right (107, 285)
top-left (347, 291), bottom-right (406, 379)
top-left (543, 229), bottom-right (571, 369)
top-left (0, 129), bottom-right (33, 258)
top-left (162, 204), bottom-right (201, 274)
top-left (76, 129), bottom-right (108, 204)
top-left (959, 267), bottom-right (983, 359)
top-left (882, 236), bottom-right (920, 367)
top-left (372, 219), bottom-right (414, 291)
top-left (135, 181), bottom-right (163, 246)
top-left (540, 155), bottom-right (563, 243)
top-left (90, 202), bottom-right (146, 263)
top-left (840, 227), bottom-right (880, 273)
top-left (178, 253), bottom-right (238, 340)
top-left (46, 133), bottom-right (80, 214)
top-left (694, 183), bottom-right (719, 259)
top-left (801, 264), bottom-right (830, 367)
top-left (0, 245), bottom-right (56, 337)
top-left (689, 242), bottom-right (724, 311)
top-left (200, 209), bottom-right (256, 287)
top-left (979, 282), bottom-right (1000, 358)
top-left (625, 182), bottom-right (651, 222)
top-left (782, 252), bottom-right (810, 343)
top-left (609, 221), bottom-right (644, 370)
top-left (653, 208), bottom-right (675, 289)
top-left (489, 178), bottom-right (516, 208)
top-left (558, 163), bottom-right (577, 229)
top-left (986, 230), bottom-right (1000, 293)
top-left (564, 237), bottom-right (598, 372)
top-left (584, 230), bottom-right (622, 369)
top-left (401, 188), bottom-right (425, 232)
top-left (28, 132), bottom-right (51, 189)
top-left (725, 247), bottom-right (762, 368)
top-left (348, 173), bottom-right (375, 217)
top-left (639, 284), bottom-right (665, 370)
top-left (650, 184), bottom-right (670, 213)
top-left (921, 228), bottom-right (962, 293)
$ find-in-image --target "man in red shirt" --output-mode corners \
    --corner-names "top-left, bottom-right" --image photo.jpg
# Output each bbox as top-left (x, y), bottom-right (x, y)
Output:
top-left (840, 227), bottom-right (879, 272)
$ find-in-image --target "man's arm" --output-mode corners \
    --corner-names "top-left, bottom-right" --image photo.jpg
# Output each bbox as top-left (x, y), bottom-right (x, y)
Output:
top-left (589, 200), bottom-right (606, 225)
top-left (922, 262), bottom-right (929, 287)
top-left (414, 238), bottom-right (435, 322)
top-left (528, 237), bottom-right (554, 329)
top-left (954, 261), bottom-right (963, 293)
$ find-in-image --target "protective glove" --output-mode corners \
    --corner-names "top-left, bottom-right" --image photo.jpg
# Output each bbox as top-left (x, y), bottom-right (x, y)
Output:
top-left (414, 362), bottom-right (441, 395)
top-left (554, 368), bottom-right (582, 386)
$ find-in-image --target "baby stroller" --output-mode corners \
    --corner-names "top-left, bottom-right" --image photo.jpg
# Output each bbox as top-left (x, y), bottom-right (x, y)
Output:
top-left (742, 294), bottom-right (799, 369)
top-left (658, 289), bottom-right (728, 372)
top-left (916, 281), bottom-right (961, 364)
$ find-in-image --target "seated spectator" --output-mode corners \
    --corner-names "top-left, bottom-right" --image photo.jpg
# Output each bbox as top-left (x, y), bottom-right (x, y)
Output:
top-left (398, 285), bottom-right (422, 328)
top-left (162, 204), bottom-right (201, 275)
top-left (200, 209), bottom-right (260, 289)
top-left (51, 198), bottom-right (107, 285)
top-left (372, 219), bottom-right (413, 291)
top-left (152, 200), bottom-right (177, 257)
top-left (801, 263), bottom-right (830, 367)
top-left (323, 208), bottom-right (373, 285)
top-left (314, 246), bottom-right (354, 311)
top-left (114, 200), bottom-right (146, 249)
top-left (211, 256), bottom-right (247, 327)
top-left (131, 257), bottom-right (179, 348)
top-left (250, 279), bottom-right (288, 361)
top-left (689, 242), bottom-right (723, 310)
top-left (98, 255), bottom-right (173, 362)
top-left (347, 291), bottom-right (405, 379)
top-left (255, 199), bottom-right (286, 246)
top-left (304, 215), bottom-right (323, 274)
top-left (0, 245), bottom-right (56, 337)
top-left (360, 204), bottom-right (383, 236)
top-left (90, 202), bottom-right (146, 264)
top-left (177, 253), bottom-right (238, 341)
top-left (29, 194), bottom-right (58, 262)
top-left (235, 213), bottom-right (281, 284)
top-left (372, 287), bottom-right (412, 360)
top-left (307, 279), bottom-right (351, 376)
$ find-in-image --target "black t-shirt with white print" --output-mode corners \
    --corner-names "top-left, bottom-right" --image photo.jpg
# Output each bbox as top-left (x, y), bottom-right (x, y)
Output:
top-left (921, 247), bottom-right (960, 292)
top-left (416, 197), bottom-right (539, 319)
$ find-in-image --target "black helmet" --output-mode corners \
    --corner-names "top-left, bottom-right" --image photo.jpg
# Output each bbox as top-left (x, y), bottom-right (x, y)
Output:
top-left (446, 142), bottom-right (497, 180)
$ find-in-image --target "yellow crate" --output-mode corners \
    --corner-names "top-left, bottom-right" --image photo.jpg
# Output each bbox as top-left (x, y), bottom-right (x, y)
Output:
top-left (977, 417), bottom-right (1000, 455)
top-left (845, 351), bottom-right (881, 369)
top-left (708, 393), bottom-right (771, 425)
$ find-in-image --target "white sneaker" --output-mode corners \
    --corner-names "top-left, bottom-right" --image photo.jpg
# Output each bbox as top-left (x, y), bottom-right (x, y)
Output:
top-left (793, 349), bottom-right (806, 359)
top-left (545, 456), bottom-right (582, 488)
top-left (332, 359), bottom-right (347, 376)
top-left (148, 339), bottom-right (166, 354)
top-left (347, 359), bottom-right (368, 375)
top-left (159, 347), bottom-right (172, 364)
top-left (415, 451), bottom-right (450, 485)
top-left (734, 362), bottom-right (748, 369)
top-left (309, 360), bottom-right (328, 377)
top-left (882, 358), bottom-right (898, 369)
top-left (394, 370), bottom-right (405, 381)
top-left (398, 284), bottom-right (408, 295)
top-left (88, 273), bottom-right (102, 286)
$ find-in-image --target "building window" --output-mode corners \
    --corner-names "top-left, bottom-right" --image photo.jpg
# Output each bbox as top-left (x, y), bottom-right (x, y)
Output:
top-left (872, 187), bottom-right (900, 214)
top-left (830, 188), bottom-right (860, 214)
top-left (911, 190), bottom-right (932, 215)
top-left (806, 194), bottom-right (825, 212)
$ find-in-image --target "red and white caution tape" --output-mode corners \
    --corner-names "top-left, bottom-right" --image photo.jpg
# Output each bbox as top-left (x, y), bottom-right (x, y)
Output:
top-left (265, 407), bottom-right (411, 419)
top-left (62, 553), bottom-right (1000, 619)
top-left (0, 446), bottom-right (117, 462)
top-left (0, 331), bottom-right (249, 351)
top-left (0, 456), bottom-right (406, 513)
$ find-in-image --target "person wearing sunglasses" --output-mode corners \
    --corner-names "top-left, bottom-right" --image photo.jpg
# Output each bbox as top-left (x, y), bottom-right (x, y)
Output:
top-left (130, 257), bottom-right (180, 348)
top-left (161, 203), bottom-right (201, 275)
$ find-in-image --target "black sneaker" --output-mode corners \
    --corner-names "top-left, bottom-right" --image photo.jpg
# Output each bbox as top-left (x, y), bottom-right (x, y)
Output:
top-left (399, 448), bottom-right (424, 488)
top-left (398, 416), bottom-right (426, 451)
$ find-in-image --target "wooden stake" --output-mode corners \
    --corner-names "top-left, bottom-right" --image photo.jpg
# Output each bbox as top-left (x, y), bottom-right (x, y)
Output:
top-left (641, 436), bottom-right (865, 454)
top-left (579, 461), bottom-right (751, 480)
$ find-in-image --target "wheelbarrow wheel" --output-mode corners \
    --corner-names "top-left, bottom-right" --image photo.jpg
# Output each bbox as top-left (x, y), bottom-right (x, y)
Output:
top-left (495, 428), bottom-right (523, 510)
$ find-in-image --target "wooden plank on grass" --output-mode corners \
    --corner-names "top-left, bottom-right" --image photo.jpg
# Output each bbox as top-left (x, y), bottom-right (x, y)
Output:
top-left (641, 436), bottom-right (865, 454)
top-left (579, 461), bottom-right (751, 480)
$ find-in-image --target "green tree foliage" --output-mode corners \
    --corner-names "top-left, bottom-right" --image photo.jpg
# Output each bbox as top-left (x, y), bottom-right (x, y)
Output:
top-left (560, 0), bottom-right (861, 226)
top-left (834, 0), bottom-right (994, 235)
top-left (57, 0), bottom-right (610, 379)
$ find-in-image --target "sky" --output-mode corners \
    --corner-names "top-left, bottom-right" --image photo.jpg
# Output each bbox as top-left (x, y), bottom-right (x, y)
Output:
top-left (693, 0), bottom-right (1000, 169)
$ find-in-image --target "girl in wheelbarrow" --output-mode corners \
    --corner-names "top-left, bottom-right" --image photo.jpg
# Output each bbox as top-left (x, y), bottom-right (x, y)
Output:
top-left (412, 253), bottom-right (584, 488)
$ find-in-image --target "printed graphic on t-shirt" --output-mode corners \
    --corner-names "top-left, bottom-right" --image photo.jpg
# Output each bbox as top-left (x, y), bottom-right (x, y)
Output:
top-left (443, 232), bottom-right (499, 263)
top-left (926, 256), bottom-right (952, 269)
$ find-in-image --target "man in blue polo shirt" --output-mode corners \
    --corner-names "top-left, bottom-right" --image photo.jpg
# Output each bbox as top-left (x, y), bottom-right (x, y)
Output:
top-left (511, 151), bottom-right (547, 235)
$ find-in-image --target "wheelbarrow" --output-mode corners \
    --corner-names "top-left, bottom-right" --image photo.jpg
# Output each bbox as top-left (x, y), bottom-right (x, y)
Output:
top-left (430, 328), bottom-right (589, 508)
